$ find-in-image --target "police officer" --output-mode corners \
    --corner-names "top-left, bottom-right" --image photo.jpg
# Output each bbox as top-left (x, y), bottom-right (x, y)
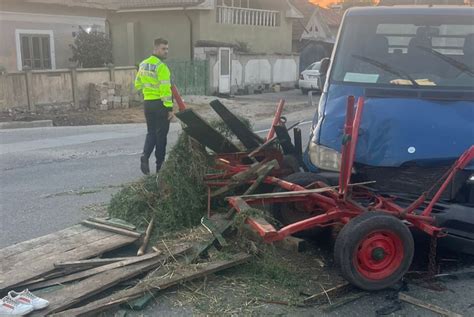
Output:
top-left (135, 38), bottom-right (173, 174)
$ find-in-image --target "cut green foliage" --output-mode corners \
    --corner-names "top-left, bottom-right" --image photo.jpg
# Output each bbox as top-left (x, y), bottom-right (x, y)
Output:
top-left (108, 133), bottom-right (211, 239)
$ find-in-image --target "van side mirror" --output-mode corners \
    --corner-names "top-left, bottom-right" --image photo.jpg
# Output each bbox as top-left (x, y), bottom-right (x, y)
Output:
top-left (319, 58), bottom-right (330, 76)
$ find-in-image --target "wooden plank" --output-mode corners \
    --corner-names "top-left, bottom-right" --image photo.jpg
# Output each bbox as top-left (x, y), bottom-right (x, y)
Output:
top-left (321, 292), bottom-right (368, 312)
top-left (87, 217), bottom-right (136, 231)
top-left (0, 225), bottom-right (92, 264)
top-left (26, 245), bottom-right (165, 291)
top-left (1, 228), bottom-right (115, 283)
top-left (4, 229), bottom-right (115, 271)
top-left (137, 217), bottom-right (155, 256)
top-left (303, 283), bottom-right (352, 304)
top-left (201, 216), bottom-right (228, 247)
top-left (210, 160), bottom-right (269, 197)
top-left (54, 257), bottom-right (131, 270)
top-left (177, 109), bottom-right (240, 153)
top-left (1, 233), bottom-right (137, 292)
top-left (192, 166), bottom-right (269, 263)
top-left (51, 253), bottom-right (252, 317)
top-left (244, 159), bottom-right (279, 194)
top-left (32, 244), bottom-right (193, 316)
top-left (274, 125), bottom-right (296, 155)
top-left (237, 181), bottom-right (376, 200)
top-left (398, 293), bottom-right (462, 317)
top-left (81, 220), bottom-right (142, 238)
top-left (210, 99), bottom-right (263, 149)
top-left (1, 226), bottom-right (113, 270)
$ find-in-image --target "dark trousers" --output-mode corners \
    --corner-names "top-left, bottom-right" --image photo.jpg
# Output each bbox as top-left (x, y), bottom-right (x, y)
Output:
top-left (143, 100), bottom-right (170, 171)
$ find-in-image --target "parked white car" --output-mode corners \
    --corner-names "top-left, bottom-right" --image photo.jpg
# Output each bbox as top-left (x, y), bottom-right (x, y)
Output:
top-left (298, 61), bottom-right (322, 94)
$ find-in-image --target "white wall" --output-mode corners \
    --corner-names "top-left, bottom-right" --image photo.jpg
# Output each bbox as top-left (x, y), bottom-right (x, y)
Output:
top-left (196, 47), bottom-right (299, 94)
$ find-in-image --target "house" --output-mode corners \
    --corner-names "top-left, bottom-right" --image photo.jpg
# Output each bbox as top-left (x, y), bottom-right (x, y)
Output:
top-left (0, 0), bottom-right (112, 72)
top-left (0, 0), bottom-right (305, 96)
top-left (108, 0), bottom-right (304, 94)
top-left (291, 0), bottom-right (342, 72)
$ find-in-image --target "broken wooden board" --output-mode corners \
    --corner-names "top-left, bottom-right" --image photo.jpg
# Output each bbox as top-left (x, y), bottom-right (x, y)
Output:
top-left (320, 292), bottom-right (368, 312)
top-left (210, 99), bottom-right (264, 149)
top-left (398, 292), bottom-right (462, 317)
top-left (32, 244), bottom-right (193, 316)
top-left (274, 125), bottom-right (296, 155)
top-left (176, 109), bottom-right (240, 153)
top-left (210, 159), bottom-right (278, 198)
top-left (237, 181), bottom-right (375, 200)
top-left (81, 220), bottom-right (142, 238)
top-left (51, 253), bottom-right (252, 317)
top-left (201, 216), bottom-right (228, 247)
top-left (26, 250), bottom-right (168, 291)
top-left (54, 257), bottom-right (131, 270)
top-left (303, 282), bottom-right (353, 304)
top-left (87, 217), bottom-right (137, 231)
top-left (0, 224), bottom-right (139, 293)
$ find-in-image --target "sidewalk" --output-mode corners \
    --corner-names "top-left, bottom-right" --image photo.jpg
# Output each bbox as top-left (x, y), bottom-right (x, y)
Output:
top-left (0, 90), bottom-right (317, 127)
top-left (186, 89), bottom-right (316, 121)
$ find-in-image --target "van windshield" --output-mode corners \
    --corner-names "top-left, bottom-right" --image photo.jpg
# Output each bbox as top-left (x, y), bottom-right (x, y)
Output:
top-left (331, 14), bottom-right (474, 89)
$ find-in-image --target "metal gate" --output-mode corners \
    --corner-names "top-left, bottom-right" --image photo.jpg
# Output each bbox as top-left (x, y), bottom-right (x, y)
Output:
top-left (167, 60), bottom-right (208, 96)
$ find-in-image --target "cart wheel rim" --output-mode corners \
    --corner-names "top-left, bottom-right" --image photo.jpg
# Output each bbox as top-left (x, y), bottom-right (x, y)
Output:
top-left (354, 230), bottom-right (404, 280)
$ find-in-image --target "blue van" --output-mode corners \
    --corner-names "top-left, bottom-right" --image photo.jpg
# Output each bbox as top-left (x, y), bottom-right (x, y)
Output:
top-left (304, 6), bottom-right (474, 253)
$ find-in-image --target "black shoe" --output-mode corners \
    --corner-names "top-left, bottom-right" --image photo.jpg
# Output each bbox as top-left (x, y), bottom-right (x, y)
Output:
top-left (140, 155), bottom-right (150, 175)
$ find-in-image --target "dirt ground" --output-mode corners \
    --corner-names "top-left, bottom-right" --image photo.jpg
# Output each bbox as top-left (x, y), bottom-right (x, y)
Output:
top-left (104, 228), bottom-right (474, 317)
top-left (0, 90), bottom-right (311, 126)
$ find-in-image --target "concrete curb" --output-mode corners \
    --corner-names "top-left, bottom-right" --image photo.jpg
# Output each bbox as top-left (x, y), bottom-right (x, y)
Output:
top-left (0, 120), bottom-right (53, 129)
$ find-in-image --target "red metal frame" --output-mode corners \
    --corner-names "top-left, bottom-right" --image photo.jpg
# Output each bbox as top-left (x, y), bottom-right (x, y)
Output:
top-left (172, 85), bottom-right (187, 112)
top-left (220, 96), bottom-right (474, 243)
top-left (266, 99), bottom-right (285, 141)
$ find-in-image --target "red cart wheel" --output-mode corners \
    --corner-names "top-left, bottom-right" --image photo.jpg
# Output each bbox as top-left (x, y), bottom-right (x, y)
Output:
top-left (334, 212), bottom-right (414, 291)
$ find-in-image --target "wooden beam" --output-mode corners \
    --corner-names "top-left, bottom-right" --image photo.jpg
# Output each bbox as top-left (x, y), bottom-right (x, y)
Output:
top-left (31, 245), bottom-right (193, 316)
top-left (177, 109), bottom-right (240, 153)
top-left (54, 257), bottom-right (130, 270)
top-left (303, 283), bottom-right (352, 304)
top-left (398, 293), bottom-right (462, 317)
top-left (26, 245), bottom-right (191, 291)
top-left (211, 159), bottom-right (277, 197)
top-left (209, 99), bottom-right (264, 150)
top-left (137, 217), bottom-right (155, 256)
top-left (81, 220), bottom-right (142, 238)
top-left (51, 253), bottom-right (252, 317)
top-left (237, 181), bottom-right (376, 200)
top-left (87, 217), bottom-right (136, 231)
top-left (1, 228), bottom-right (137, 292)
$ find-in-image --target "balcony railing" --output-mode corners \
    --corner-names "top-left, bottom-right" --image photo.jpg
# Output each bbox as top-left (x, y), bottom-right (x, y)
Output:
top-left (216, 6), bottom-right (280, 27)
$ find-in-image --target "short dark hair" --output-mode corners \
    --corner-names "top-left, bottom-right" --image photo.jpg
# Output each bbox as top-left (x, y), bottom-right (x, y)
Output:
top-left (154, 38), bottom-right (168, 46)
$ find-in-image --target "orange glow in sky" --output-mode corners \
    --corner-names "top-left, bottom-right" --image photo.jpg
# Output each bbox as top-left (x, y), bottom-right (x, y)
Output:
top-left (309, 0), bottom-right (338, 8)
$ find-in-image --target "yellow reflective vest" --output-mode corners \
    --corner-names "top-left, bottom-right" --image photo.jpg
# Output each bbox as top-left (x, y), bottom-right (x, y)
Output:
top-left (134, 55), bottom-right (172, 108)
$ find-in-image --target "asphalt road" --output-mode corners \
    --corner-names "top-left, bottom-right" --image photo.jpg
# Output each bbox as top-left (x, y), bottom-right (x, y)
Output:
top-left (0, 98), bottom-right (316, 248)
top-left (2, 90), bottom-right (473, 316)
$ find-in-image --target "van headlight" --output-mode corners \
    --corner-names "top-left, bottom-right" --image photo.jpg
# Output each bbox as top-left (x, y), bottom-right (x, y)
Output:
top-left (468, 174), bottom-right (474, 184)
top-left (308, 143), bottom-right (342, 172)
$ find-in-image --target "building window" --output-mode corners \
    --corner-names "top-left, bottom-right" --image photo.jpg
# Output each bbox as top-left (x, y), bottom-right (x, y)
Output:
top-left (20, 34), bottom-right (52, 69)
top-left (15, 30), bottom-right (55, 70)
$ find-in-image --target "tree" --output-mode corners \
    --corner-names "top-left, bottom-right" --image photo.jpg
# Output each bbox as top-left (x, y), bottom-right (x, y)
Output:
top-left (70, 26), bottom-right (112, 68)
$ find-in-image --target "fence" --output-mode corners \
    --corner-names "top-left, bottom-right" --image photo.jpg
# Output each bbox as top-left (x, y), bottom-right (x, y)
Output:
top-left (168, 60), bottom-right (208, 96)
top-left (216, 6), bottom-right (280, 27)
top-left (0, 60), bottom-right (209, 112)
